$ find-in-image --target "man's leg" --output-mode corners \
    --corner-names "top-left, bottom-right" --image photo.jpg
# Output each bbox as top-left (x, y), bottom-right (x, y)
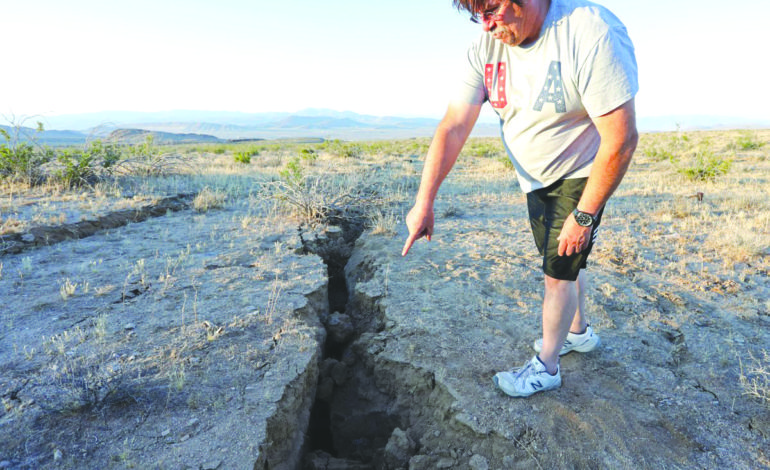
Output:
top-left (570, 270), bottom-right (588, 334)
top-left (538, 274), bottom-right (579, 374)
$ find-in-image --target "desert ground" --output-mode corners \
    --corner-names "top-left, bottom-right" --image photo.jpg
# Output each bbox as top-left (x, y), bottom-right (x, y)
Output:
top-left (1, 130), bottom-right (769, 469)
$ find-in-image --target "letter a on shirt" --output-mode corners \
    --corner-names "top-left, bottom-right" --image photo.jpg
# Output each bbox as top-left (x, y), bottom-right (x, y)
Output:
top-left (534, 61), bottom-right (566, 113)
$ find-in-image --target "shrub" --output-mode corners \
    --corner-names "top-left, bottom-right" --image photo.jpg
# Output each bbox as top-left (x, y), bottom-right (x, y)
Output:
top-left (88, 139), bottom-right (123, 169)
top-left (0, 126), bottom-right (52, 182)
top-left (51, 140), bottom-right (126, 187)
top-left (56, 149), bottom-right (97, 187)
top-left (234, 152), bottom-right (252, 164)
top-left (676, 148), bottom-right (732, 181)
top-left (280, 156), bottom-right (304, 186)
top-left (323, 140), bottom-right (361, 159)
top-left (299, 148), bottom-right (317, 161)
top-left (735, 132), bottom-right (766, 151)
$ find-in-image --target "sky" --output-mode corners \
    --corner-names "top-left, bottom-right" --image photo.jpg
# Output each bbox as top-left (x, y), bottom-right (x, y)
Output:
top-left (2, 0), bottom-right (769, 123)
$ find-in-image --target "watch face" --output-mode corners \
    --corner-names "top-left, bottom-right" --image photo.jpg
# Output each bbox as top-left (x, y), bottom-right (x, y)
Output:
top-left (574, 210), bottom-right (593, 226)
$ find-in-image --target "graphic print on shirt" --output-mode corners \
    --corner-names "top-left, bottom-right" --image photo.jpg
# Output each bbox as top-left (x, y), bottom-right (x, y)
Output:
top-left (484, 62), bottom-right (508, 109)
top-left (534, 61), bottom-right (566, 113)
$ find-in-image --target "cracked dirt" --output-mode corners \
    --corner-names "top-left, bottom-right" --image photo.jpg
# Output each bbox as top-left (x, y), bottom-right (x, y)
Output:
top-left (1, 131), bottom-right (770, 469)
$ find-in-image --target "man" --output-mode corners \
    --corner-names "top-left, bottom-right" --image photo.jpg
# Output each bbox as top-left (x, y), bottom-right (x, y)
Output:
top-left (401, 0), bottom-right (638, 397)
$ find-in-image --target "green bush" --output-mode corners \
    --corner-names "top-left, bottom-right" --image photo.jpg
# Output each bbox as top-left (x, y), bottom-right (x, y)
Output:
top-left (53, 140), bottom-right (126, 187)
top-left (676, 149), bottom-right (732, 181)
top-left (280, 156), bottom-right (304, 186)
top-left (234, 152), bottom-right (252, 164)
top-left (88, 140), bottom-right (123, 169)
top-left (56, 149), bottom-right (96, 187)
top-left (0, 127), bottom-right (53, 182)
top-left (299, 148), bottom-right (317, 161)
top-left (735, 132), bottom-right (766, 150)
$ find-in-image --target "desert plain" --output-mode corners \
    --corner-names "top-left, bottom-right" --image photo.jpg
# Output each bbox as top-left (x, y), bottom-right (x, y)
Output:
top-left (1, 129), bottom-right (769, 469)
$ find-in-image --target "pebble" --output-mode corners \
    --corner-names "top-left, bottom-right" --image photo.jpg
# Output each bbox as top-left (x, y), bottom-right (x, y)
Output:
top-left (436, 457), bottom-right (455, 468)
top-left (0, 461), bottom-right (11, 468)
top-left (161, 429), bottom-right (171, 437)
top-left (21, 233), bottom-right (35, 242)
top-left (124, 323), bottom-right (136, 330)
top-left (202, 460), bottom-right (222, 470)
top-left (53, 449), bottom-right (63, 461)
top-left (469, 454), bottom-right (489, 470)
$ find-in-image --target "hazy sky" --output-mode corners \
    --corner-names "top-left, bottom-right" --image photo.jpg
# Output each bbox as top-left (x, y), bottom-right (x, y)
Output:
top-left (3, 0), bottom-right (768, 121)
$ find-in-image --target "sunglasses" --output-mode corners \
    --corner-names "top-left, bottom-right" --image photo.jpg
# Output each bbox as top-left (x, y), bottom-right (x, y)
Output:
top-left (469, 1), bottom-right (508, 24)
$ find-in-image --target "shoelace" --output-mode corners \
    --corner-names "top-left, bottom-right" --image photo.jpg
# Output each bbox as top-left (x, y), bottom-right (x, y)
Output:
top-left (513, 360), bottom-right (536, 380)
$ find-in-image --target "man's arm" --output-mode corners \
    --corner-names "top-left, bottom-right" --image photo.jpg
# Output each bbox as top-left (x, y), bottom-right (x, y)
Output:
top-left (557, 99), bottom-right (638, 257)
top-left (401, 100), bottom-right (482, 256)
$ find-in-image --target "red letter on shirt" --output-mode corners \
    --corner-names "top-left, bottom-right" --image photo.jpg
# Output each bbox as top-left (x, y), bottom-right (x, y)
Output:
top-left (485, 62), bottom-right (508, 109)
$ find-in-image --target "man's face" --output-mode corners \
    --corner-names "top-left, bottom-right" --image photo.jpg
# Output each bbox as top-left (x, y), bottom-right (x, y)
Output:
top-left (477, 0), bottom-right (539, 47)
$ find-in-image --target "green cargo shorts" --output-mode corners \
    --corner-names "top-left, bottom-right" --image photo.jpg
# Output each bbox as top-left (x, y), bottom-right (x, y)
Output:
top-left (526, 178), bottom-right (603, 281)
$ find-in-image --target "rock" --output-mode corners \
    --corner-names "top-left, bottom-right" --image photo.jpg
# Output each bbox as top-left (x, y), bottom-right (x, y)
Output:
top-left (0, 461), bottom-right (12, 469)
top-left (468, 454), bottom-right (489, 470)
top-left (201, 460), bottom-right (222, 470)
top-left (53, 449), bottom-right (63, 461)
top-left (321, 357), bottom-right (339, 377)
top-left (330, 361), bottom-right (348, 386)
top-left (384, 428), bottom-right (417, 469)
top-left (408, 455), bottom-right (431, 470)
top-left (304, 450), bottom-right (370, 470)
top-left (21, 233), bottom-right (35, 243)
top-left (326, 226), bottom-right (343, 238)
top-left (124, 323), bottom-right (136, 330)
top-left (326, 312), bottom-right (355, 344)
top-left (436, 457), bottom-right (454, 468)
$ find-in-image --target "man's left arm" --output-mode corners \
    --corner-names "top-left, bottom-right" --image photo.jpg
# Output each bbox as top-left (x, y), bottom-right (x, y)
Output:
top-left (557, 98), bottom-right (638, 257)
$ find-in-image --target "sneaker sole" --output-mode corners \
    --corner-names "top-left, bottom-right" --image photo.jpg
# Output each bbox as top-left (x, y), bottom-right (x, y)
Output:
top-left (493, 373), bottom-right (561, 398)
top-left (533, 335), bottom-right (601, 356)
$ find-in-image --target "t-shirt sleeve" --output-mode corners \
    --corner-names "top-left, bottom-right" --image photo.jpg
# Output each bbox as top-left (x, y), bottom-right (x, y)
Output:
top-left (453, 40), bottom-right (488, 105)
top-left (577, 25), bottom-right (639, 118)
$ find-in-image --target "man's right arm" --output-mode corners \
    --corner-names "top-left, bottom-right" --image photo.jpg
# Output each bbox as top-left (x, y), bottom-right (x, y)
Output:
top-left (401, 100), bottom-right (482, 256)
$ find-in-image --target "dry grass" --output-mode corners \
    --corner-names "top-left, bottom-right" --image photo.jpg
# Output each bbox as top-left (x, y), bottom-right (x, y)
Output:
top-left (740, 350), bottom-right (770, 408)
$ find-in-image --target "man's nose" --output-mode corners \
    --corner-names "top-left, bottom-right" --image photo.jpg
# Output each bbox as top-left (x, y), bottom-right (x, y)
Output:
top-left (482, 17), bottom-right (497, 32)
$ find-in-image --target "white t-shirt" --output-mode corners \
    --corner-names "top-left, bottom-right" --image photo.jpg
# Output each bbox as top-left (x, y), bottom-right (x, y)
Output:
top-left (455, 0), bottom-right (639, 193)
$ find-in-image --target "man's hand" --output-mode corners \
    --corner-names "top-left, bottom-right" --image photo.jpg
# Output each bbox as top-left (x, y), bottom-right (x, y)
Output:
top-left (401, 204), bottom-right (435, 256)
top-left (556, 213), bottom-right (592, 257)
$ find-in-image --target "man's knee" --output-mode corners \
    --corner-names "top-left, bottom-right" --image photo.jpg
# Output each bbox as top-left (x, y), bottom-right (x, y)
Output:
top-left (544, 274), bottom-right (576, 292)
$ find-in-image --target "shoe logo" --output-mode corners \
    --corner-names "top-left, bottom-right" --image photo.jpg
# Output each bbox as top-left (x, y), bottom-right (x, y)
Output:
top-left (531, 381), bottom-right (543, 390)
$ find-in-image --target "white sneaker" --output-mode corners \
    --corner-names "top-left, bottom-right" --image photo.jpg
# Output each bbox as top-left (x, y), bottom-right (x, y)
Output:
top-left (533, 325), bottom-right (600, 356)
top-left (493, 356), bottom-right (561, 397)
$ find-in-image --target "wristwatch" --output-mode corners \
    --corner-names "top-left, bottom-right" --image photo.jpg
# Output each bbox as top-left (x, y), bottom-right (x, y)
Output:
top-left (572, 208), bottom-right (595, 227)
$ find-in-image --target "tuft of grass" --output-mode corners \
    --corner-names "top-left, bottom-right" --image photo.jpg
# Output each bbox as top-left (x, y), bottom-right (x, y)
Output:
top-left (368, 208), bottom-right (399, 236)
top-left (59, 278), bottom-right (78, 300)
top-left (193, 187), bottom-right (227, 212)
top-left (740, 350), bottom-right (770, 408)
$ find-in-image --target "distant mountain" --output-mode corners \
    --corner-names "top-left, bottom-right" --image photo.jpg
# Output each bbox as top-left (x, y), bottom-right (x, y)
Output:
top-left (106, 129), bottom-right (225, 145)
top-left (8, 110), bottom-right (767, 146)
top-left (33, 109), bottom-right (492, 141)
top-left (0, 125), bottom-right (89, 146)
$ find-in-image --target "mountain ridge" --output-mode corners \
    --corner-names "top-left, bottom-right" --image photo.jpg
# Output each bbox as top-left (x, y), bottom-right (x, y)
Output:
top-left (4, 110), bottom-right (769, 146)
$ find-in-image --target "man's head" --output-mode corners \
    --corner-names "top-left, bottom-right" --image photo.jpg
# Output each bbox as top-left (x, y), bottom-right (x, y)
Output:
top-left (453, 0), bottom-right (549, 47)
